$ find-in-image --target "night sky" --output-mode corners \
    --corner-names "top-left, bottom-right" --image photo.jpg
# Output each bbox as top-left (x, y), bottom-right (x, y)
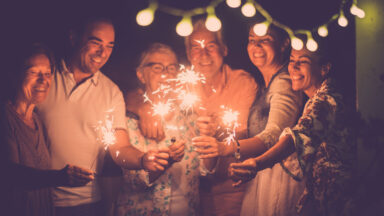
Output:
top-left (0, 0), bottom-right (355, 105)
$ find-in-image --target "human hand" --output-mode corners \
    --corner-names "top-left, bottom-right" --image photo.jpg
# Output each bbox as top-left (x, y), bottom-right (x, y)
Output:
top-left (138, 103), bottom-right (165, 141)
top-left (169, 138), bottom-right (185, 163)
top-left (141, 148), bottom-right (170, 172)
top-left (196, 116), bottom-right (218, 137)
top-left (192, 136), bottom-right (229, 159)
top-left (61, 165), bottom-right (94, 187)
top-left (228, 158), bottom-right (259, 187)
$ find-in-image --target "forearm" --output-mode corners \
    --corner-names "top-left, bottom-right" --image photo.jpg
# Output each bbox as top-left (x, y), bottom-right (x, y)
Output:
top-left (109, 144), bottom-right (144, 170)
top-left (256, 135), bottom-right (295, 170)
top-left (221, 136), bottom-right (268, 159)
top-left (125, 88), bottom-right (144, 115)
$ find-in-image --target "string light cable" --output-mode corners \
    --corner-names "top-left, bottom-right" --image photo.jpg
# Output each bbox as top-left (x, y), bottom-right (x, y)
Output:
top-left (136, 0), bottom-right (366, 49)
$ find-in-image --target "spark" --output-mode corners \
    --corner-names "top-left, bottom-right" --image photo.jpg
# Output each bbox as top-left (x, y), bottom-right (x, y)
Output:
top-left (178, 91), bottom-right (200, 112)
top-left (220, 105), bottom-right (240, 146)
top-left (96, 111), bottom-right (116, 149)
top-left (116, 150), bottom-right (120, 157)
top-left (152, 101), bottom-right (173, 117)
top-left (195, 39), bottom-right (205, 48)
top-left (170, 65), bottom-right (206, 85)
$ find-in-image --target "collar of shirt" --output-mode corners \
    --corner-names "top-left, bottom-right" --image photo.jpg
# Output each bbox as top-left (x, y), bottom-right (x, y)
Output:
top-left (60, 59), bottom-right (100, 86)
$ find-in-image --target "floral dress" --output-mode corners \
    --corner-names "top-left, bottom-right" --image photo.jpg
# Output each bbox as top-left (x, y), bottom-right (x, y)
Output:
top-left (114, 112), bottom-right (200, 216)
top-left (282, 79), bottom-right (356, 216)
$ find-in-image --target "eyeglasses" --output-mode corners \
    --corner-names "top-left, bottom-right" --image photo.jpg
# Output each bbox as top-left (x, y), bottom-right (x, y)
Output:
top-left (143, 62), bottom-right (179, 74)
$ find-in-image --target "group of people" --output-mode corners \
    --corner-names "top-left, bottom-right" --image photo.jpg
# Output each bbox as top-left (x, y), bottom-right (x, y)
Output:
top-left (0, 15), bottom-right (356, 216)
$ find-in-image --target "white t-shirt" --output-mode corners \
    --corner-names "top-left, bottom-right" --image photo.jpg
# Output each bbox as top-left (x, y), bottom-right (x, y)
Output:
top-left (37, 60), bottom-right (126, 207)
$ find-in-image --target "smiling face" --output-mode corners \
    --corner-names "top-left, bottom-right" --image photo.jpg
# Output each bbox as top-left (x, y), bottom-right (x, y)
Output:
top-left (72, 21), bottom-right (115, 74)
top-left (288, 48), bottom-right (328, 97)
top-left (137, 50), bottom-right (178, 94)
top-left (186, 28), bottom-right (227, 80)
top-left (247, 27), bottom-right (289, 72)
top-left (21, 54), bottom-right (52, 104)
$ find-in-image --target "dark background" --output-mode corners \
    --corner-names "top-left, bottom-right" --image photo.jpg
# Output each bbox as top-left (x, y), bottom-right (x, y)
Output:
top-left (0, 0), bottom-right (355, 106)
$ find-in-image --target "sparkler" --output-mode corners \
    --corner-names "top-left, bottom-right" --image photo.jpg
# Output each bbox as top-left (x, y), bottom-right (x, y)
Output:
top-left (220, 105), bottom-right (240, 146)
top-left (96, 109), bottom-right (117, 150)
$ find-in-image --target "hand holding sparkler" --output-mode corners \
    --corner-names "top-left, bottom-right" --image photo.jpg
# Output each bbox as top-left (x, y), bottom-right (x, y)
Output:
top-left (141, 148), bottom-right (170, 171)
top-left (196, 116), bottom-right (218, 137)
top-left (168, 137), bottom-right (185, 163)
top-left (59, 164), bottom-right (94, 187)
top-left (192, 136), bottom-right (229, 158)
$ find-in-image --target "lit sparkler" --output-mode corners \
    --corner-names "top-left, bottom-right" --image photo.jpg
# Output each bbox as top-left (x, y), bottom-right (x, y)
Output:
top-left (96, 109), bottom-right (117, 150)
top-left (220, 105), bottom-right (240, 146)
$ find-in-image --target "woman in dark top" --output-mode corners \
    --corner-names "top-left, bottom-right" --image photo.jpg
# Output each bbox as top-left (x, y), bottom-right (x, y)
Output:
top-left (0, 43), bottom-right (94, 216)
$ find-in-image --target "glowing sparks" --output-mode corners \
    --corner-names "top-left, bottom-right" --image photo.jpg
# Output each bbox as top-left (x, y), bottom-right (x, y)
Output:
top-left (220, 105), bottom-right (240, 146)
top-left (152, 101), bottom-right (173, 117)
top-left (96, 110), bottom-right (116, 150)
top-left (172, 65), bottom-right (206, 85)
top-left (178, 91), bottom-right (199, 112)
top-left (195, 39), bottom-right (205, 48)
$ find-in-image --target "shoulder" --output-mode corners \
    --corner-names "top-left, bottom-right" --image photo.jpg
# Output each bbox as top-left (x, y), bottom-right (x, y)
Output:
top-left (98, 72), bottom-right (123, 96)
top-left (225, 65), bottom-right (258, 90)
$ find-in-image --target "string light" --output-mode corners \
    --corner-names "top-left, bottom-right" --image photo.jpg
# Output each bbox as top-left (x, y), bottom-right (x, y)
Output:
top-left (226, 0), bottom-right (241, 8)
top-left (253, 21), bottom-right (270, 36)
top-left (136, 1), bottom-right (158, 26)
top-left (317, 25), bottom-right (329, 37)
top-left (291, 36), bottom-right (304, 50)
top-left (338, 11), bottom-right (348, 27)
top-left (137, 0), bottom-right (359, 51)
top-left (205, 6), bottom-right (222, 32)
top-left (306, 32), bottom-right (318, 52)
top-left (176, 16), bottom-right (193, 36)
top-left (350, 4), bottom-right (365, 18)
top-left (241, 2), bottom-right (256, 17)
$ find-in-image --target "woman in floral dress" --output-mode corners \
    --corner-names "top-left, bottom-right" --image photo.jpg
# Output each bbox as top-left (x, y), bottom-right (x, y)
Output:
top-left (229, 41), bottom-right (356, 216)
top-left (114, 43), bottom-right (200, 216)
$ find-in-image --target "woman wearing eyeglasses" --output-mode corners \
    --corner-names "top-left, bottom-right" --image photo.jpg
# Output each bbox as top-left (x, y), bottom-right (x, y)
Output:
top-left (114, 43), bottom-right (200, 216)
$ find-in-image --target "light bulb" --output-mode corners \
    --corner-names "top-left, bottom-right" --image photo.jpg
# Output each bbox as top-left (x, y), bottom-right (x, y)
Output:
top-left (253, 22), bottom-right (269, 36)
top-left (205, 14), bottom-right (222, 32)
top-left (317, 25), bottom-right (328, 37)
top-left (226, 0), bottom-right (241, 8)
top-left (306, 38), bottom-right (318, 52)
top-left (136, 8), bottom-right (155, 26)
top-left (338, 14), bottom-right (348, 27)
top-left (176, 17), bottom-right (193, 37)
top-left (241, 2), bottom-right (256, 17)
top-left (350, 4), bottom-right (365, 18)
top-left (291, 37), bottom-right (304, 50)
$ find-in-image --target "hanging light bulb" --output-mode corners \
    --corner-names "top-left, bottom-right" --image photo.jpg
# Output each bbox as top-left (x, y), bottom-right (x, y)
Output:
top-left (291, 36), bottom-right (304, 50)
top-left (338, 12), bottom-right (348, 27)
top-left (206, 14), bottom-right (222, 32)
top-left (253, 21), bottom-right (270, 36)
top-left (317, 25), bottom-right (328, 37)
top-left (306, 33), bottom-right (318, 52)
top-left (136, 2), bottom-right (158, 26)
top-left (241, 2), bottom-right (256, 17)
top-left (176, 16), bottom-right (193, 37)
top-left (226, 0), bottom-right (241, 8)
top-left (136, 8), bottom-right (155, 26)
top-left (350, 4), bottom-right (365, 18)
